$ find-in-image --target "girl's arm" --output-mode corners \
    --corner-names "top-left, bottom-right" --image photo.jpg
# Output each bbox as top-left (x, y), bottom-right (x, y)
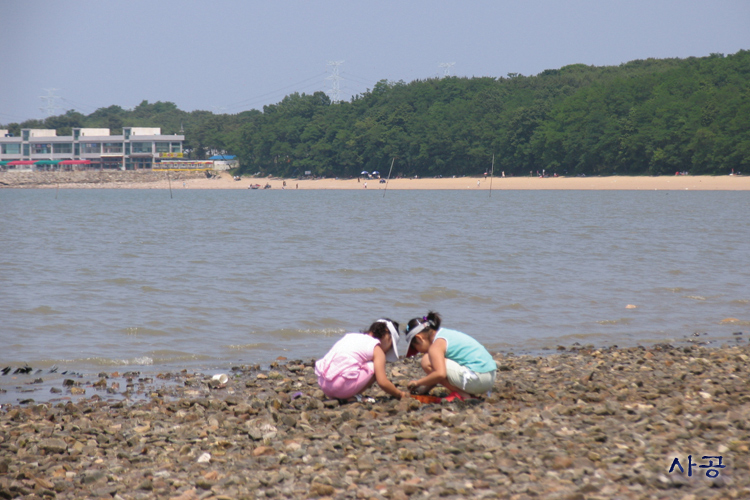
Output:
top-left (410, 338), bottom-right (448, 388)
top-left (372, 346), bottom-right (407, 399)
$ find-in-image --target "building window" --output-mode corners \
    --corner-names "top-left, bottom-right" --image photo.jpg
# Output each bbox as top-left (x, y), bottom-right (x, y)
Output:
top-left (32, 143), bottom-right (52, 154)
top-left (82, 143), bottom-right (101, 154)
top-left (2, 143), bottom-right (21, 154)
top-left (131, 142), bottom-right (152, 154)
top-left (53, 143), bottom-right (72, 154)
top-left (102, 142), bottom-right (123, 154)
top-left (171, 142), bottom-right (181, 153)
top-left (155, 142), bottom-right (170, 153)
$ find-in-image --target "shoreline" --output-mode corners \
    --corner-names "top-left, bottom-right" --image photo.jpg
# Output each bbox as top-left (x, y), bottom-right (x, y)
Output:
top-left (1, 342), bottom-right (747, 498)
top-left (2, 170), bottom-right (750, 190)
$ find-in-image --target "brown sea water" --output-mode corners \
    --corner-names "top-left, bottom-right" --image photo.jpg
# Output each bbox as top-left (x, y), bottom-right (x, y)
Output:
top-left (1, 188), bottom-right (749, 401)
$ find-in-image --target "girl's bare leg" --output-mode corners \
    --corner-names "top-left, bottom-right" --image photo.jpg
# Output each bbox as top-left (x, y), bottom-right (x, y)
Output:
top-left (421, 354), bottom-right (470, 398)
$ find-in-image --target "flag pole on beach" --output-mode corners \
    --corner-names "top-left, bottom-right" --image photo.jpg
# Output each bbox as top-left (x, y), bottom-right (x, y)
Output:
top-left (383, 157), bottom-right (395, 198)
top-left (489, 154), bottom-right (495, 198)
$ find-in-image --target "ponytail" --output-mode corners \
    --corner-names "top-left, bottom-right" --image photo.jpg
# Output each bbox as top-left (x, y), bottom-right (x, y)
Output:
top-left (425, 311), bottom-right (442, 330)
top-left (406, 311), bottom-right (442, 334)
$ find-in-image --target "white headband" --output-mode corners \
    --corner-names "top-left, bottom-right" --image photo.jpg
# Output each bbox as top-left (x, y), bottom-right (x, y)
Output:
top-left (376, 319), bottom-right (398, 339)
top-left (375, 319), bottom-right (400, 361)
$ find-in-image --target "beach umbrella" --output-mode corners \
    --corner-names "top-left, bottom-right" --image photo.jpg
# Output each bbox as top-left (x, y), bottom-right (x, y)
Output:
top-left (361, 171), bottom-right (369, 175)
top-left (372, 171), bottom-right (380, 175)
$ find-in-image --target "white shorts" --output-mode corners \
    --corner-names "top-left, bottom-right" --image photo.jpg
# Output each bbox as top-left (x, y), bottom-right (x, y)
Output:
top-left (444, 359), bottom-right (496, 396)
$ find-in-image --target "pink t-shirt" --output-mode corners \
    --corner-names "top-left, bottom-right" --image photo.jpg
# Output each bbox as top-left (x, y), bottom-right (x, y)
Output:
top-left (315, 333), bottom-right (380, 382)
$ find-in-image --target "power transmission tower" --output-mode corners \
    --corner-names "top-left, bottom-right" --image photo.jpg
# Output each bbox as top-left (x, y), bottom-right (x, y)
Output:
top-left (326, 61), bottom-right (344, 103)
top-left (439, 62), bottom-right (455, 78)
top-left (39, 88), bottom-right (62, 117)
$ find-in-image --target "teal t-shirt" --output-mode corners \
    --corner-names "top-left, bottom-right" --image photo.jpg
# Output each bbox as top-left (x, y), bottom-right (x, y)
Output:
top-left (435, 328), bottom-right (496, 373)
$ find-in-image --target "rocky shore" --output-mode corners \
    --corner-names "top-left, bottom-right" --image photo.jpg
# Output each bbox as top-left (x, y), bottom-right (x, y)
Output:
top-left (1, 343), bottom-right (749, 499)
top-left (0, 170), bottom-right (207, 188)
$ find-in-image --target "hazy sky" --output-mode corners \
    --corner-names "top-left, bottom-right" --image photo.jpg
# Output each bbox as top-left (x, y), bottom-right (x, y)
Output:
top-left (2, 0), bottom-right (748, 124)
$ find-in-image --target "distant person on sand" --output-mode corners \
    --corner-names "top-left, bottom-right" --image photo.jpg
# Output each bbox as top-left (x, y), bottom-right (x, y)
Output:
top-left (404, 311), bottom-right (496, 401)
top-left (315, 319), bottom-right (407, 401)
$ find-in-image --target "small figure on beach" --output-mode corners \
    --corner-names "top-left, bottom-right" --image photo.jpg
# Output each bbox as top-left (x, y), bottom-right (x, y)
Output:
top-left (404, 311), bottom-right (496, 401)
top-left (315, 319), bottom-right (407, 401)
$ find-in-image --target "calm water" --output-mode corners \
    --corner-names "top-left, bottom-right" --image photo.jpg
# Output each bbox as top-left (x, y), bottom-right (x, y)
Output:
top-left (1, 188), bottom-right (749, 400)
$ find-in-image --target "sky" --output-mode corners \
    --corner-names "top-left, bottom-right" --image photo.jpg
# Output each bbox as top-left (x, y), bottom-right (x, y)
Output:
top-left (1, 0), bottom-right (749, 124)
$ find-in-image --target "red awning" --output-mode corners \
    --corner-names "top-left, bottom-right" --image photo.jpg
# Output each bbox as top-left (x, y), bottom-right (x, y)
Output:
top-left (7, 161), bottom-right (37, 166)
top-left (59, 160), bottom-right (92, 165)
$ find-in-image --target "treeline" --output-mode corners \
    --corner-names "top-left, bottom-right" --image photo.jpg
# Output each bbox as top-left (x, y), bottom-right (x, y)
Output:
top-left (5, 50), bottom-right (749, 177)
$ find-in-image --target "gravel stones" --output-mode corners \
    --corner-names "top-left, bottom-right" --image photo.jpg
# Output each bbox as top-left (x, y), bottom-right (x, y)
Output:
top-left (2, 345), bottom-right (749, 499)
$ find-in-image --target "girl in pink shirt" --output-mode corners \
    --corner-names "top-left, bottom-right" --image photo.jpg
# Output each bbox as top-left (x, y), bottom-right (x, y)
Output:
top-left (315, 319), bottom-right (407, 401)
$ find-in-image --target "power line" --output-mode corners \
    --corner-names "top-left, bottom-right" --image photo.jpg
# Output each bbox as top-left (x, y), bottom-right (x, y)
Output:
top-left (222, 72), bottom-right (328, 109)
top-left (223, 79), bottom-right (329, 112)
top-left (59, 97), bottom-right (97, 114)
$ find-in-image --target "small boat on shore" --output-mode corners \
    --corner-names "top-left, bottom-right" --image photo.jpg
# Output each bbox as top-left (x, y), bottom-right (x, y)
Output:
top-left (249, 184), bottom-right (261, 189)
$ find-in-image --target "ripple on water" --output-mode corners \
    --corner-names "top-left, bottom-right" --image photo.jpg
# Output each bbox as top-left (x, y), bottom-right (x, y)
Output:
top-left (657, 287), bottom-right (692, 293)
top-left (392, 301), bottom-right (421, 308)
top-left (120, 327), bottom-right (171, 337)
top-left (103, 277), bottom-right (140, 286)
top-left (596, 318), bottom-right (634, 326)
top-left (227, 342), bottom-right (277, 352)
top-left (270, 327), bottom-right (345, 340)
top-left (340, 287), bottom-right (379, 294)
top-left (418, 287), bottom-right (462, 301)
top-left (12, 305), bottom-right (61, 315)
top-left (494, 303), bottom-right (528, 311)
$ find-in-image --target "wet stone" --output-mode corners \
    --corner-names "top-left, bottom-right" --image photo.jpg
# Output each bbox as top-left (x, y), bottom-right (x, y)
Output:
top-left (2, 344), bottom-right (750, 499)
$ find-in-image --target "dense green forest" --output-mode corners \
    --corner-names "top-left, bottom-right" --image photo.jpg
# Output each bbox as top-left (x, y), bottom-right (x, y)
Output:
top-left (5, 50), bottom-right (749, 177)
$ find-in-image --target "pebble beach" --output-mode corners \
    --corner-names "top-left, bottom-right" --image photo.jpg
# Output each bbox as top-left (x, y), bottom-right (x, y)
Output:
top-left (2, 342), bottom-right (749, 500)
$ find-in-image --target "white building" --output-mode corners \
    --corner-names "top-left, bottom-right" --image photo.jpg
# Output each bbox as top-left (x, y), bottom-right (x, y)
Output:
top-left (0, 127), bottom-right (184, 171)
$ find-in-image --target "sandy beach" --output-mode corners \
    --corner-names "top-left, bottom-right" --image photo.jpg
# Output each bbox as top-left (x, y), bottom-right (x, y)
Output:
top-left (2, 170), bottom-right (750, 190)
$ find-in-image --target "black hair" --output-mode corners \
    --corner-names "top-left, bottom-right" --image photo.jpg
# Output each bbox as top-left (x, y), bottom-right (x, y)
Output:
top-left (366, 318), bottom-right (400, 339)
top-left (406, 311), bottom-right (442, 334)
